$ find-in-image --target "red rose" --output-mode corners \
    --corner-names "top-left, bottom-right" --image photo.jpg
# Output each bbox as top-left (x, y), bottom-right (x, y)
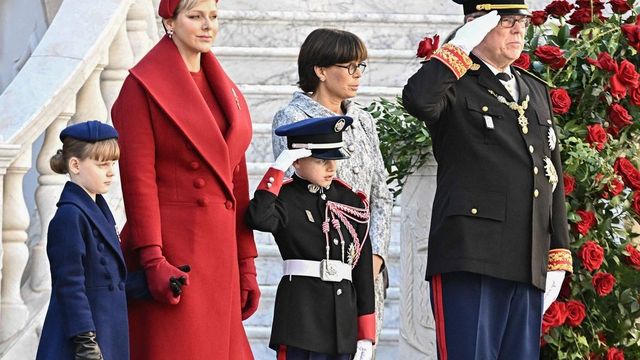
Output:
top-left (610, 0), bottom-right (632, 14)
top-left (578, 240), bottom-right (605, 271)
top-left (535, 45), bottom-right (567, 69)
top-left (568, 8), bottom-right (593, 25)
top-left (616, 60), bottom-right (639, 88)
top-left (624, 243), bottom-right (640, 270)
top-left (592, 272), bottom-right (616, 297)
top-left (587, 52), bottom-right (618, 72)
top-left (629, 86), bottom-right (640, 106)
top-left (609, 75), bottom-right (627, 99)
top-left (513, 52), bottom-right (531, 70)
top-left (542, 301), bottom-right (567, 333)
top-left (531, 10), bottom-right (549, 25)
top-left (416, 35), bottom-right (440, 59)
top-left (614, 157), bottom-right (640, 190)
top-left (621, 23), bottom-right (640, 51)
top-left (565, 300), bottom-right (586, 327)
top-left (586, 124), bottom-right (607, 151)
top-left (606, 347), bottom-right (625, 360)
top-left (608, 103), bottom-right (633, 133)
top-left (576, 0), bottom-right (605, 10)
top-left (575, 210), bottom-right (596, 236)
top-left (603, 178), bottom-right (624, 198)
top-left (550, 88), bottom-right (571, 114)
top-left (563, 173), bottom-right (576, 195)
top-left (570, 25), bottom-right (583, 38)
top-left (632, 191), bottom-right (640, 216)
top-left (545, 0), bottom-right (574, 17)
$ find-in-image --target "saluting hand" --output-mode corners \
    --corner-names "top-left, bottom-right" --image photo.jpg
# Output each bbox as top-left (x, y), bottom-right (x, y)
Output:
top-left (449, 10), bottom-right (500, 53)
top-left (272, 148), bottom-right (313, 172)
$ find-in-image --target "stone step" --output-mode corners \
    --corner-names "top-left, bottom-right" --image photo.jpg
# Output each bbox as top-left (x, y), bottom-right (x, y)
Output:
top-left (217, 10), bottom-right (458, 50)
top-left (240, 84), bottom-right (402, 125)
top-left (215, 47), bottom-right (423, 88)
top-left (219, 0), bottom-right (456, 16)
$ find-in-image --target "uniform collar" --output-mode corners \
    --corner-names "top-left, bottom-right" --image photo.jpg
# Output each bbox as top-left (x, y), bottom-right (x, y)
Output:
top-left (292, 173), bottom-right (333, 196)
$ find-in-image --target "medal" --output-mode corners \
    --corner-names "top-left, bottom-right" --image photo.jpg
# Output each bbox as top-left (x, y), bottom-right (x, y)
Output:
top-left (548, 127), bottom-right (557, 151)
top-left (543, 156), bottom-right (558, 192)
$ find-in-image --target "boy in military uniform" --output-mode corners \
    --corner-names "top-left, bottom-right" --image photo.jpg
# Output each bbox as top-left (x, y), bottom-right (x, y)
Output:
top-left (246, 116), bottom-right (375, 360)
top-left (402, 0), bottom-right (573, 359)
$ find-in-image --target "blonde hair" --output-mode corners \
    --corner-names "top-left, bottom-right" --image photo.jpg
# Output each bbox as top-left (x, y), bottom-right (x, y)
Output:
top-left (50, 138), bottom-right (120, 174)
top-left (174, 0), bottom-right (205, 17)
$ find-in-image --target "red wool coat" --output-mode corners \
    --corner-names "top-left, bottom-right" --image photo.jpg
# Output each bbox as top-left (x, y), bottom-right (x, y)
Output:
top-left (112, 36), bottom-right (256, 360)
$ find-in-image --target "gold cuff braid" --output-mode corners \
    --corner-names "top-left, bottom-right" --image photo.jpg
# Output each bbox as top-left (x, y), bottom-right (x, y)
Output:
top-left (548, 248), bottom-right (573, 273)
top-left (431, 44), bottom-right (473, 79)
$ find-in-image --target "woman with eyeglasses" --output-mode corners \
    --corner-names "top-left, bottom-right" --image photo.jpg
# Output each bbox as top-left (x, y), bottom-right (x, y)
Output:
top-left (272, 28), bottom-right (393, 359)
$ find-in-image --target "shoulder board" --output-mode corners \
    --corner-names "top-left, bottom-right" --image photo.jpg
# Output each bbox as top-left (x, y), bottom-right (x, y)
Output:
top-left (333, 178), bottom-right (369, 207)
top-left (333, 177), bottom-right (353, 190)
top-left (513, 67), bottom-right (551, 88)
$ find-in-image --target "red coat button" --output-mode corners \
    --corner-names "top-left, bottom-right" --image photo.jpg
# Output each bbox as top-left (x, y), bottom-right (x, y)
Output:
top-left (197, 198), bottom-right (209, 207)
top-left (190, 162), bottom-right (200, 170)
top-left (193, 178), bottom-right (206, 189)
top-left (225, 200), bottom-right (233, 210)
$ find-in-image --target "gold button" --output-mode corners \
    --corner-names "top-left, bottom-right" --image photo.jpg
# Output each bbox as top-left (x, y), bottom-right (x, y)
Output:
top-left (471, 208), bottom-right (478, 215)
top-left (534, 189), bottom-right (539, 198)
top-left (482, 106), bottom-right (489, 112)
top-left (547, 119), bottom-right (552, 125)
top-left (529, 145), bottom-right (534, 153)
top-left (533, 167), bottom-right (539, 175)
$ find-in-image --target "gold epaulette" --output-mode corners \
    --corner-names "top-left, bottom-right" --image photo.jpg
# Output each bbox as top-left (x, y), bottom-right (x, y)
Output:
top-left (432, 44), bottom-right (473, 79)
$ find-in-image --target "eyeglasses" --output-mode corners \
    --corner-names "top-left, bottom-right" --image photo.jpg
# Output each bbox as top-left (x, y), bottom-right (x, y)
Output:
top-left (499, 16), bottom-right (531, 28)
top-left (333, 62), bottom-right (367, 75)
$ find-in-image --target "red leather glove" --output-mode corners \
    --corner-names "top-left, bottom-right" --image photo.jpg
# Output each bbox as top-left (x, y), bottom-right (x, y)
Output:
top-left (139, 245), bottom-right (190, 305)
top-left (239, 257), bottom-right (260, 320)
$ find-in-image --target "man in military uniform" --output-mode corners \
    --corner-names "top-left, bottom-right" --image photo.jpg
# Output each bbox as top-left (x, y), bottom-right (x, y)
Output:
top-left (246, 116), bottom-right (376, 360)
top-left (402, 0), bottom-right (573, 358)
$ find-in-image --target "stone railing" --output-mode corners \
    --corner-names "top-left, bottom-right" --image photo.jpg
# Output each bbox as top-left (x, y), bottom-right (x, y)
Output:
top-left (0, 0), bottom-right (158, 357)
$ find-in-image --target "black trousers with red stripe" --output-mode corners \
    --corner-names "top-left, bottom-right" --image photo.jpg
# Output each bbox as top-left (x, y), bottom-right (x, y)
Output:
top-left (277, 345), bottom-right (352, 360)
top-left (429, 272), bottom-right (543, 360)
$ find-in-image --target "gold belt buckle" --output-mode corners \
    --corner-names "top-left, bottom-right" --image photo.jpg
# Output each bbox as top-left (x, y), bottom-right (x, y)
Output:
top-left (320, 260), bottom-right (343, 282)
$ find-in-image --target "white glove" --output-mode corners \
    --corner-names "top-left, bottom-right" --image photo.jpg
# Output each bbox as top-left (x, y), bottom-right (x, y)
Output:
top-left (543, 270), bottom-right (566, 313)
top-left (272, 148), bottom-right (312, 172)
top-left (449, 10), bottom-right (500, 53)
top-left (353, 340), bottom-right (373, 360)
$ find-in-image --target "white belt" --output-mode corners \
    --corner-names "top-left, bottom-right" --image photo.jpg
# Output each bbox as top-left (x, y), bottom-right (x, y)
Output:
top-left (283, 259), bottom-right (352, 282)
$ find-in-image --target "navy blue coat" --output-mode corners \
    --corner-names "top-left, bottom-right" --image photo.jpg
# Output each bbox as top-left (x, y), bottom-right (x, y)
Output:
top-left (36, 182), bottom-right (129, 360)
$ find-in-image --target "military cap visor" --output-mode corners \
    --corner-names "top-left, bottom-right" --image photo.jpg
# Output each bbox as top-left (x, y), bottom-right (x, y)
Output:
top-left (275, 116), bottom-right (354, 160)
top-left (59, 120), bottom-right (119, 143)
top-left (455, 0), bottom-right (531, 16)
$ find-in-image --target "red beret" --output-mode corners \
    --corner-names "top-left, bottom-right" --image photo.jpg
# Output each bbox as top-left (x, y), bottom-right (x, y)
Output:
top-left (159, 0), bottom-right (219, 19)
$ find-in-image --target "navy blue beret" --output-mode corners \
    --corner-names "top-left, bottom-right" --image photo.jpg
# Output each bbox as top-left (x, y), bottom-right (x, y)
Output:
top-left (59, 120), bottom-right (119, 143)
top-left (275, 116), bottom-right (353, 160)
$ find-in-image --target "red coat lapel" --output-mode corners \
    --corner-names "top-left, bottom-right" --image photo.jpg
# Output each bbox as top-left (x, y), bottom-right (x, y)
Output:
top-left (201, 52), bottom-right (252, 172)
top-left (129, 36), bottom-right (252, 196)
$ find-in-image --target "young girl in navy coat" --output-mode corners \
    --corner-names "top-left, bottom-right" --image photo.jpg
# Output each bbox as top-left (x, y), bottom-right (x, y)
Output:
top-left (36, 121), bottom-right (128, 360)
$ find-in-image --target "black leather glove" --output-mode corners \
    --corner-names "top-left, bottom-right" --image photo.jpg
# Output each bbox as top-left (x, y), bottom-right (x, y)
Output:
top-left (73, 331), bottom-right (103, 360)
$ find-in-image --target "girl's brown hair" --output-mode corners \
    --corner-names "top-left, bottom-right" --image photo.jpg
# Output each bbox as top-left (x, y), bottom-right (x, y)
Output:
top-left (297, 28), bottom-right (368, 93)
top-left (50, 138), bottom-right (120, 174)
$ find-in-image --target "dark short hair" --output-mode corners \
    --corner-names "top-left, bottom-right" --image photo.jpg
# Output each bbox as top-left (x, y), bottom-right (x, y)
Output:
top-left (297, 28), bottom-right (368, 93)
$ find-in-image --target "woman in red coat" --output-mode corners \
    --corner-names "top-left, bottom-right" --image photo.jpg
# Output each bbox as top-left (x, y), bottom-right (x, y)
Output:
top-left (111, 0), bottom-right (259, 358)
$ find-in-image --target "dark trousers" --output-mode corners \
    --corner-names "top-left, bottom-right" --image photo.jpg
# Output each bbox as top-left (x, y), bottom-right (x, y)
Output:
top-left (277, 345), bottom-right (351, 360)
top-left (429, 272), bottom-right (543, 360)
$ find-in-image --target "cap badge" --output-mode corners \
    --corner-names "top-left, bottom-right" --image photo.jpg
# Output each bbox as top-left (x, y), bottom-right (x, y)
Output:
top-left (334, 118), bottom-right (346, 132)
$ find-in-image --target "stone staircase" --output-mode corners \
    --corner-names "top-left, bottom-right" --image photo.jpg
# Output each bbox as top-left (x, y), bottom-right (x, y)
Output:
top-left (213, 2), bottom-right (460, 358)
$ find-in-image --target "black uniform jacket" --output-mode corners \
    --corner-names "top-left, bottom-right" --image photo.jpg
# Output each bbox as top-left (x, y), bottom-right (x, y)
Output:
top-left (246, 170), bottom-right (375, 354)
top-left (402, 53), bottom-right (570, 290)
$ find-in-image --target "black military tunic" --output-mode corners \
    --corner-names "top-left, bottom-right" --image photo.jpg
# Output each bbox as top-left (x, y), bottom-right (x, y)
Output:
top-left (402, 49), bottom-right (572, 290)
top-left (246, 169), bottom-right (375, 354)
